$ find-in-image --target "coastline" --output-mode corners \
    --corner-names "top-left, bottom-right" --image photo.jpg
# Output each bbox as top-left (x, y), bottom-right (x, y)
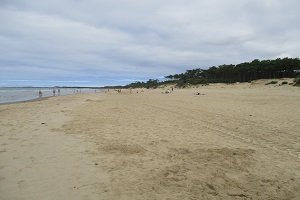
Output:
top-left (0, 87), bottom-right (102, 105)
top-left (0, 96), bottom-right (52, 105)
top-left (1, 84), bottom-right (300, 199)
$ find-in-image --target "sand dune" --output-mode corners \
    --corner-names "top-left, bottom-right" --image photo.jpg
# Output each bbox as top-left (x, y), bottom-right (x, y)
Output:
top-left (1, 82), bottom-right (300, 199)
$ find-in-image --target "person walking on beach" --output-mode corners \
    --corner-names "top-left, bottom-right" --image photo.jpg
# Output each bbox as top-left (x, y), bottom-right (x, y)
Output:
top-left (53, 89), bottom-right (56, 96)
top-left (38, 90), bottom-right (42, 98)
top-left (58, 89), bottom-right (60, 96)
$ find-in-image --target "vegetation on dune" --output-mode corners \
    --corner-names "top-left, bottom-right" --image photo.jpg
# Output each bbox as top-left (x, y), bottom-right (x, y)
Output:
top-left (124, 79), bottom-right (177, 89)
top-left (124, 57), bottom-right (300, 88)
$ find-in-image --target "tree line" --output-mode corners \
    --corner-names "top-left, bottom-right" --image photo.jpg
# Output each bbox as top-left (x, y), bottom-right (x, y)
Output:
top-left (125, 58), bottom-right (300, 88)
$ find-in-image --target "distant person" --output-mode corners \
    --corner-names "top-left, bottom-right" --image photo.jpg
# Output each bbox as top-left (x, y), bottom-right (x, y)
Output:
top-left (53, 89), bottom-right (56, 96)
top-left (194, 92), bottom-right (205, 95)
top-left (171, 87), bottom-right (174, 92)
top-left (38, 90), bottom-right (42, 98)
top-left (58, 89), bottom-right (60, 96)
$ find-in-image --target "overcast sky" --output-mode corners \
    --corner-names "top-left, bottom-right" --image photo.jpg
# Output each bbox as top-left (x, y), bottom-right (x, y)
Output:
top-left (1, 0), bottom-right (299, 86)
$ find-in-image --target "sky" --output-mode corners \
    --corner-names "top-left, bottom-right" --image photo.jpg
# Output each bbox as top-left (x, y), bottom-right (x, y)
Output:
top-left (0, 0), bottom-right (300, 87)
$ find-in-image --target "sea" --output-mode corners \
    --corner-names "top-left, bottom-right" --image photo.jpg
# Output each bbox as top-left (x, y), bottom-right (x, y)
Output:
top-left (0, 87), bottom-right (102, 104)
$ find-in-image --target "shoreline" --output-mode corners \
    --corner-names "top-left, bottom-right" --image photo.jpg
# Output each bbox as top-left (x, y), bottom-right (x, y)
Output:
top-left (0, 87), bottom-right (104, 105)
top-left (0, 91), bottom-right (104, 105)
top-left (0, 96), bottom-right (52, 105)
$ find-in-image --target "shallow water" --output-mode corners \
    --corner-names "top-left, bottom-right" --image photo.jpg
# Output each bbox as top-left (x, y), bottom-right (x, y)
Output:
top-left (0, 87), bottom-right (102, 104)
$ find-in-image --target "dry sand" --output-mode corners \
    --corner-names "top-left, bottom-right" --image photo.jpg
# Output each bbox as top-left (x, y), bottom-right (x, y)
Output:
top-left (1, 80), bottom-right (300, 199)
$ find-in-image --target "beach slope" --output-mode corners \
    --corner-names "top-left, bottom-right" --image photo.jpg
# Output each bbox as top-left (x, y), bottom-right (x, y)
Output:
top-left (1, 83), bottom-right (300, 199)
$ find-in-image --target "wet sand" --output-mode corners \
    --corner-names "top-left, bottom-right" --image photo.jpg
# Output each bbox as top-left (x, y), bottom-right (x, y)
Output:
top-left (1, 81), bottom-right (300, 199)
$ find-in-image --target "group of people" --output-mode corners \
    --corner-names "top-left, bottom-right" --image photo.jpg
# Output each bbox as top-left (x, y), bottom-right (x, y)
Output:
top-left (38, 88), bottom-right (61, 98)
top-left (73, 89), bottom-right (82, 93)
top-left (52, 89), bottom-right (60, 96)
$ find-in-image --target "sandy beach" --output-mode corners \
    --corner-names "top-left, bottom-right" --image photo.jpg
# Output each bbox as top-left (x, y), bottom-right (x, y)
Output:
top-left (1, 81), bottom-right (300, 200)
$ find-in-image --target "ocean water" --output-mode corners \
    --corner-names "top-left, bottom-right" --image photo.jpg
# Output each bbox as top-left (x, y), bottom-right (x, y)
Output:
top-left (0, 87), bottom-right (102, 104)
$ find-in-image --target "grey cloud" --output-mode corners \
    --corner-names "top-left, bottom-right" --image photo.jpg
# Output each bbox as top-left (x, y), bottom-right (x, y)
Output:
top-left (0, 0), bottom-right (300, 86)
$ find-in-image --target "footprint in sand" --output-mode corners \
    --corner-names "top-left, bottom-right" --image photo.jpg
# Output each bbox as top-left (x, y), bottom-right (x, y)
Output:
top-left (0, 149), bottom-right (7, 153)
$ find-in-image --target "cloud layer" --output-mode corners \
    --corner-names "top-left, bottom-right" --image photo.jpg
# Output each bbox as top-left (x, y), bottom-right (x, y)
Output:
top-left (1, 0), bottom-right (299, 86)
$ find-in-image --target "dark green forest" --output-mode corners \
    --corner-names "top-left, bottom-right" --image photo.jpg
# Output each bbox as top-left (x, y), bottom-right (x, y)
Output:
top-left (125, 58), bottom-right (300, 88)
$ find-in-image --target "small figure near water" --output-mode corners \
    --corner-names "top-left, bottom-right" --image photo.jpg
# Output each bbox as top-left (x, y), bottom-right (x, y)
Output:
top-left (38, 90), bottom-right (42, 98)
top-left (53, 89), bottom-right (56, 96)
top-left (58, 89), bottom-right (60, 96)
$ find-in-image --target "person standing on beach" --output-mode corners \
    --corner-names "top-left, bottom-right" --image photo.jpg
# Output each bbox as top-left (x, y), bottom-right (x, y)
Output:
top-left (58, 89), bottom-right (60, 96)
top-left (38, 90), bottom-right (42, 98)
top-left (53, 89), bottom-right (56, 96)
